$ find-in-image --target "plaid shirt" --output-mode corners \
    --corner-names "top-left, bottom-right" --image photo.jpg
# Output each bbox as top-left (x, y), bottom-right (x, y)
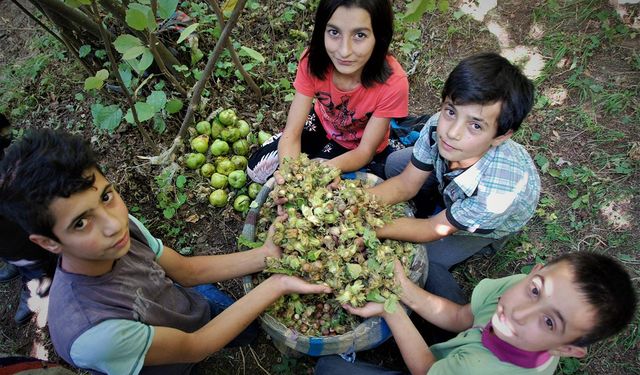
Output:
top-left (411, 113), bottom-right (540, 239)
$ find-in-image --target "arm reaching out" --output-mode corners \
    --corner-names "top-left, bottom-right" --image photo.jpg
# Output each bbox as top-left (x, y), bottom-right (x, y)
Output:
top-left (146, 275), bottom-right (331, 365)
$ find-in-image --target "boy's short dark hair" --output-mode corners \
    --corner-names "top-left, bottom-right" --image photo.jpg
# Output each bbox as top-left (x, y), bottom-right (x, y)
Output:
top-left (442, 52), bottom-right (535, 136)
top-left (0, 129), bottom-right (98, 239)
top-left (307, 0), bottom-right (394, 87)
top-left (548, 252), bottom-right (637, 347)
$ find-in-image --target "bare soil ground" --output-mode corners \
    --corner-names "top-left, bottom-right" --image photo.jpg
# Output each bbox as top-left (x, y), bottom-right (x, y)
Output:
top-left (1, 0), bottom-right (639, 374)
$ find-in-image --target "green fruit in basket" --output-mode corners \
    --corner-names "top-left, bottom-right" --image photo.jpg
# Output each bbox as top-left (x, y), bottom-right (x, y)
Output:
top-left (210, 173), bottom-right (228, 188)
top-left (209, 189), bottom-right (228, 207)
top-left (232, 139), bottom-right (249, 156)
top-left (195, 120), bottom-right (211, 135)
top-left (210, 139), bottom-right (229, 156)
top-left (220, 127), bottom-right (241, 143)
top-left (200, 163), bottom-right (215, 178)
top-left (237, 119), bottom-right (251, 137)
top-left (228, 170), bottom-right (247, 189)
top-left (258, 130), bottom-right (272, 145)
top-left (211, 120), bottom-right (223, 138)
top-left (218, 109), bottom-right (237, 126)
top-left (216, 158), bottom-right (236, 176)
top-left (233, 194), bottom-right (251, 213)
top-left (231, 155), bottom-right (248, 170)
top-left (185, 153), bottom-right (205, 169)
top-left (191, 134), bottom-right (209, 153)
top-left (248, 182), bottom-right (262, 199)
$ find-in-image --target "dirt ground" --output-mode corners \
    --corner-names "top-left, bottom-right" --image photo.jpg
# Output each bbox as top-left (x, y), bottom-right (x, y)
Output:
top-left (1, 0), bottom-right (639, 374)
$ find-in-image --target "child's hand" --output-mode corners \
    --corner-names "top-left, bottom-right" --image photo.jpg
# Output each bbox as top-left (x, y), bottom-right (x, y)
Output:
top-left (263, 214), bottom-right (286, 259)
top-left (393, 259), bottom-right (411, 295)
top-left (271, 274), bottom-right (332, 295)
top-left (342, 302), bottom-right (385, 318)
top-left (273, 170), bottom-right (285, 185)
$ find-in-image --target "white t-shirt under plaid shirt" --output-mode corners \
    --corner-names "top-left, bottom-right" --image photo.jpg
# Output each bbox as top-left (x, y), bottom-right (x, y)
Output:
top-left (411, 113), bottom-right (541, 239)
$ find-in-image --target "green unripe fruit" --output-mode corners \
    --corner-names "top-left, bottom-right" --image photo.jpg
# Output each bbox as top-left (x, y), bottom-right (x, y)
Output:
top-left (209, 189), bottom-right (228, 207)
top-left (258, 130), bottom-right (272, 145)
top-left (216, 158), bottom-right (236, 175)
top-left (248, 182), bottom-right (262, 199)
top-left (233, 194), bottom-right (251, 213)
top-left (210, 120), bottom-right (223, 138)
top-left (218, 109), bottom-right (237, 126)
top-left (237, 120), bottom-right (251, 137)
top-left (185, 153), bottom-right (206, 169)
top-left (228, 170), bottom-right (247, 189)
top-left (200, 163), bottom-right (215, 178)
top-left (210, 139), bottom-right (230, 156)
top-left (220, 127), bottom-right (241, 143)
top-left (195, 121), bottom-right (211, 135)
top-left (210, 173), bottom-right (228, 188)
top-left (191, 135), bottom-right (209, 153)
top-left (232, 139), bottom-right (249, 156)
top-left (231, 155), bottom-right (248, 170)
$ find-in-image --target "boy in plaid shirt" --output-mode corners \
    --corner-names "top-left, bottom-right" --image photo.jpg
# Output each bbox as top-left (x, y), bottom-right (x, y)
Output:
top-left (369, 53), bottom-right (539, 305)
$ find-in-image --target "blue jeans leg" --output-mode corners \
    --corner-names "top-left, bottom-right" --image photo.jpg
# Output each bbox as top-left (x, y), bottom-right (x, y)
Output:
top-left (192, 284), bottom-right (259, 347)
top-left (315, 355), bottom-right (405, 375)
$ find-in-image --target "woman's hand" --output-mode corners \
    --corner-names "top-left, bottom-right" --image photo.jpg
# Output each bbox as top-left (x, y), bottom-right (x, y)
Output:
top-left (270, 274), bottom-right (332, 295)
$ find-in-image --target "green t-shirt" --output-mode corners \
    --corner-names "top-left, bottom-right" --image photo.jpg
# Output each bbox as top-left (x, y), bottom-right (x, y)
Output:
top-left (428, 275), bottom-right (560, 375)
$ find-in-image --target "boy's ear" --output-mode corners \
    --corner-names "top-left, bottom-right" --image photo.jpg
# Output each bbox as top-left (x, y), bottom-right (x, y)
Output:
top-left (29, 234), bottom-right (63, 254)
top-left (491, 129), bottom-right (513, 148)
top-left (548, 345), bottom-right (587, 358)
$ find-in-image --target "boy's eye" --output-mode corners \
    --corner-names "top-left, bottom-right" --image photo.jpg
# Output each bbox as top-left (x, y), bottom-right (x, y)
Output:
top-left (471, 123), bottom-right (482, 131)
top-left (443, 108), bottom-right (455, 118)
top-left (543, 316), bottom-right (554, 330)
top-left (74, 218), bottom-right (89, 230)
top-left (102, 191), bottom-right (114, 203)
top-left (532, 286), bottom-right (539, 296)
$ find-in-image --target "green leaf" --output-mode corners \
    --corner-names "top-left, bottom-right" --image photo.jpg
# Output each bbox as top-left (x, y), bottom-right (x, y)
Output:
top-left (237, 235), bottom-right (264, 249)
top-left (177, 23), bottom-right (199, 44)
top-left (346, 263), bottom-right (362, 279)
top-left (165, 99), bottom-right (183, 114)
top-left (91, 103), bottom-right (123, 132)
top-left (126, 6), bottom-right (150, 31)
top-left (95, 69), bottom-right (109, 81)
top-left (128, 49), bottom-right (154, 75)
top-left (366, 289), bottom-right (386, 303)
top-left (402, 0), bottom-right (436, 23)
top-left (163, 207), bottom-right (176, 219)
top-left (84, 76), bottom-right (104, 90)
top-left (157, 0), bottom-right (179, 20)
top-left (222, 0), bottom-right (237, 14)
top-left (123, 46), bottom-right (147, 60)
top-left (114, 35), bottom-right (143, 54)
top-left (239, 46), bottom-right (265, 63)
top-left (383, 294), bottom-right (399, 314)
top-left (146, 91), bottom-right (167, 112)
top-left (437, 0), bottom-right (449, 12)
top-left (153, 114), bottom-right (166, 133)
top-left (403, 28), bottom-right (421, 42)
top-left (124, 102), bottom-right (157, 123)
top-left (176, 175), bottom-right (187, 188)
top-left (79, 45), bottom-right (91, 58)
top-left (119, 64), bottom-right (133, 88)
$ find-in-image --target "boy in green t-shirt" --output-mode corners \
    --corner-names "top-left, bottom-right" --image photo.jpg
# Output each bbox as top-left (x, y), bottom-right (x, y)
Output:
top-left (316, 252), bottom-right (636, 374)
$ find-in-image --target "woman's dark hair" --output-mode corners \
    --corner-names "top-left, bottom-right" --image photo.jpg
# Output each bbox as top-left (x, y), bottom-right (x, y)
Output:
top-left (547, 252), bottom-right (637, 347)
top-left (306, 0), bottom-right (394, 87)
top-left (0, 129), bottom-right (98, 239)
top-left (442, 52), bottom-right (535, 136)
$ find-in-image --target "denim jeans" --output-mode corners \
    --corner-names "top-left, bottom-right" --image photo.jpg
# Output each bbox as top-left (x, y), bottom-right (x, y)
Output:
top-left (192, 284), bottom-right (259, 347)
